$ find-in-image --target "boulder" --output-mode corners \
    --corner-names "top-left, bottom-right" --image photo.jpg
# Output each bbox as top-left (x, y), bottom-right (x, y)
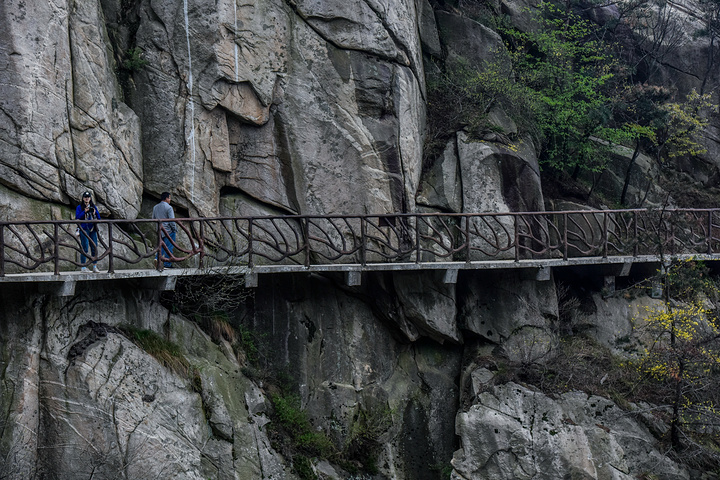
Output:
top-left (416, 138), bottom-right (463, 212)
top-left (393, 270), bottom-right (462, 344)
top-left (458, 269), bottom-right (558, 345)
top-left (436, 10), bottom-right (507, 70)
top-left (457, 132), bottom-right (545, 260)
top-left (418, 0), bottom-right (442, 57)
top-left (271, 34), bottom-right (423, 215)
top-left (452, 381), bottom-right (691, 480)
top-left (584, 293), bottom-right (664, 356)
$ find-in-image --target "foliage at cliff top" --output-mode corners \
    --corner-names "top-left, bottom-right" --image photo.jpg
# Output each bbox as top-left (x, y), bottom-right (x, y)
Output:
top-left (427, 2), bottom-right (623, 171)
top-left (427, 1), bottom-right (717, 178)
top-left (501, 2), bottom-right (624, 172)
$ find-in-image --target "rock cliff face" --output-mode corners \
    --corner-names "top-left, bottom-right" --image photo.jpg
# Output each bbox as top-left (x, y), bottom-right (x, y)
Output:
top-left (1, 0), bottom-right (719, 479)
top-left (0, 285), bottom-right (290, 479)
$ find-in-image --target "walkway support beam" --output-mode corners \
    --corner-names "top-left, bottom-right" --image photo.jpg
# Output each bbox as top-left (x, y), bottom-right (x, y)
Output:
top-left (345, 271), bottom-right (362, 287)
top-left (39, 280), bottom-right (76, 297)
top-left (443, 269), bottom-right (459, 284)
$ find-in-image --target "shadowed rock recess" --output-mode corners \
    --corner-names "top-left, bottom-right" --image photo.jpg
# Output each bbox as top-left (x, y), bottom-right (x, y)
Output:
top-left (1, 0), bottom-right (719, 478)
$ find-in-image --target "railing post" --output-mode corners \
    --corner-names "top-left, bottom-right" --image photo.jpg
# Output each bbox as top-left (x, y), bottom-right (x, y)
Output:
top-left (465, 215), bottom-right (471, 262)
top-left (0, 223), bottom-right (4, 277)
top-left (633, 211), bottom-right (639, 257)
top-left (156, 221), bottom-right (163, 271)
top-left (670, 218), bottom-right (675, 256)
top-left (514, 214), bottom-right (520, 262)
top-left (54, 223), bottom-right (60, 275)
top-left (198, 221), bottom-right (205, 268)
top-left (602, 212), bottom-right (608, 259)
top-left (563, 213), bottom-right (568, 261)
top-left (248, 218), bottom-right (254, 269)
top-left (708, 211), bottom-right (713, 255)
top-left (360, 216), bottom-right (367, 267)
top-left (303, 217), bottom-right (310, 268)
top-left (107, 223), bottom-right (114, 274)
top-left (415, 214), bottom-right (421, 263)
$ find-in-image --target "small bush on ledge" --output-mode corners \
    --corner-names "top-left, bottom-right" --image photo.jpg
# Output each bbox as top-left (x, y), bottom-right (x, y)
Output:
top-left (119, 324), bottom-right (190, 377)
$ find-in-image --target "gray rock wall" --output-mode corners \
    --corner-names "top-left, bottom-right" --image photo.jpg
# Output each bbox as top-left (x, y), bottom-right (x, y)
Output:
top-left (453, 382), bottom-right (689, 480)
top-left (0, 284), bottom-right (292, 480)
top-left (2, 0), bottom-right (719, 478)
top-left (0, 0), bottom-right (143, 218)
top-left (126, 0), bottom-right (427, 217)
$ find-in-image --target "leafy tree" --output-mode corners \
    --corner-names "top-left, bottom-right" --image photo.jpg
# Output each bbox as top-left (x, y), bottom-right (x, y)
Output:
top-left (653, 89), bottom-right (714, 164)
top-left (611, 86), bottom-right (714, 205)
top-left (631, 259), bottom-right (720, 461)
top-left (619, 0), bottom-right (690, 85)
top-left (426, 2), bottom-right (650, 176)
top-left (425, 55), bottom-right (529, 163)
top-left (426, 2), bottom-right (627, 173)
top-left (499, 2), bottom-right (626, 174)
top-left (425, 0), bottom-right (717, 192)
top-left (634, 301), bottom-right (720, 453)
top-left (122, 47), bottom-right (148, 71)
top-left (611, 83), bottom-right (668, 204)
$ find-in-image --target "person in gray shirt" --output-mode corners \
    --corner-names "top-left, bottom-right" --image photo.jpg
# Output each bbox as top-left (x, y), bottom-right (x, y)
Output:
top-left (152, 192), bottom-right (176, 268)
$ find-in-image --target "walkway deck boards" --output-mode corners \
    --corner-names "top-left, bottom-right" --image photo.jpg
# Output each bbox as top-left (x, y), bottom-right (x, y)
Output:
top-left (2, 253), bottom-right (714, 285)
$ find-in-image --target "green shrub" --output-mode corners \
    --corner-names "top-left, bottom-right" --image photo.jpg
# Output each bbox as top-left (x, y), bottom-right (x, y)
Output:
top-left (272, 393), bottom-right (309, 436)
top-left (122, 47), bottom-right (148, 71)
top-left (345, 405), bottom-right (393, 473)
top-left (665, 258), bottom-right (711, 302)
top-left (236, 323), bottom-right (262, 363)
top-left (119, 325), bottom-right (190, 377)
top-left (426, 2), bottom-right (628, 176)
top-left (293, 454), bottom-right (317, 480)
top-left (270, 393), bottom-right (337, 458)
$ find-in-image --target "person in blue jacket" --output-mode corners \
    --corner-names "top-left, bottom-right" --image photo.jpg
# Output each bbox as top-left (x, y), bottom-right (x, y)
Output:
top-left (76, 191), bottom-right (101, 272)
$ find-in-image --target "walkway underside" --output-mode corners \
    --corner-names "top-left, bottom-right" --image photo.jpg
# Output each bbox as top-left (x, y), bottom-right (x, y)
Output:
top-left (2, 254), bottom-right (715, 296)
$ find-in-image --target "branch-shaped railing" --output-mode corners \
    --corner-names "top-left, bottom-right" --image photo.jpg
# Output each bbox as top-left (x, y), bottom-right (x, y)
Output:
top-left (2, 209), bottom-right (720, 276)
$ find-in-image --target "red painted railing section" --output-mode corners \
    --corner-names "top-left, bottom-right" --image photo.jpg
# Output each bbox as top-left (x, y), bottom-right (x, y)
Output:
top-left (1, 209), bottom-right (719, 276)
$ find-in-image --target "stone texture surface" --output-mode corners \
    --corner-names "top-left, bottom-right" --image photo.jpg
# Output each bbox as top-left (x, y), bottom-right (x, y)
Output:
top-left (452, 381), bottom-right (690, 480)
top-left (416, 138), bottom-right (463, 212)
top-left (1, 0), bottom-right (718, 478)
top-left (243, 273), bottom-right (462, 477)
top-left (0, 0), bottom-right (143, 218)
top-left (579, 145), bottom-right (665, 208)
top-left (127, 0), bottom-right (426, 218)
top-left (456, 132), bottom-right (545, 260)
top-left (0, 284), bottom-right (292, 480)
top-left (393, 270), bottom-right (461, 344)
top-left (458, 269), bottom-right (558, 344)
top-left (583, 293), bottom-right (665, 356)
top-left (436, 10), bottom-right (507, 70)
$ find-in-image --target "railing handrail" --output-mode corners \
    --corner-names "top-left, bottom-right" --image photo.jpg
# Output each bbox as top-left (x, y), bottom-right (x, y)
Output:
top-left (2, 207), bottom-right (720, 226)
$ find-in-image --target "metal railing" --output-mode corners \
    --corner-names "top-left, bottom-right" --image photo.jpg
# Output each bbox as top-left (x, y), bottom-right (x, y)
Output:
top-left (2, 209), bottom-right (720, 276)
